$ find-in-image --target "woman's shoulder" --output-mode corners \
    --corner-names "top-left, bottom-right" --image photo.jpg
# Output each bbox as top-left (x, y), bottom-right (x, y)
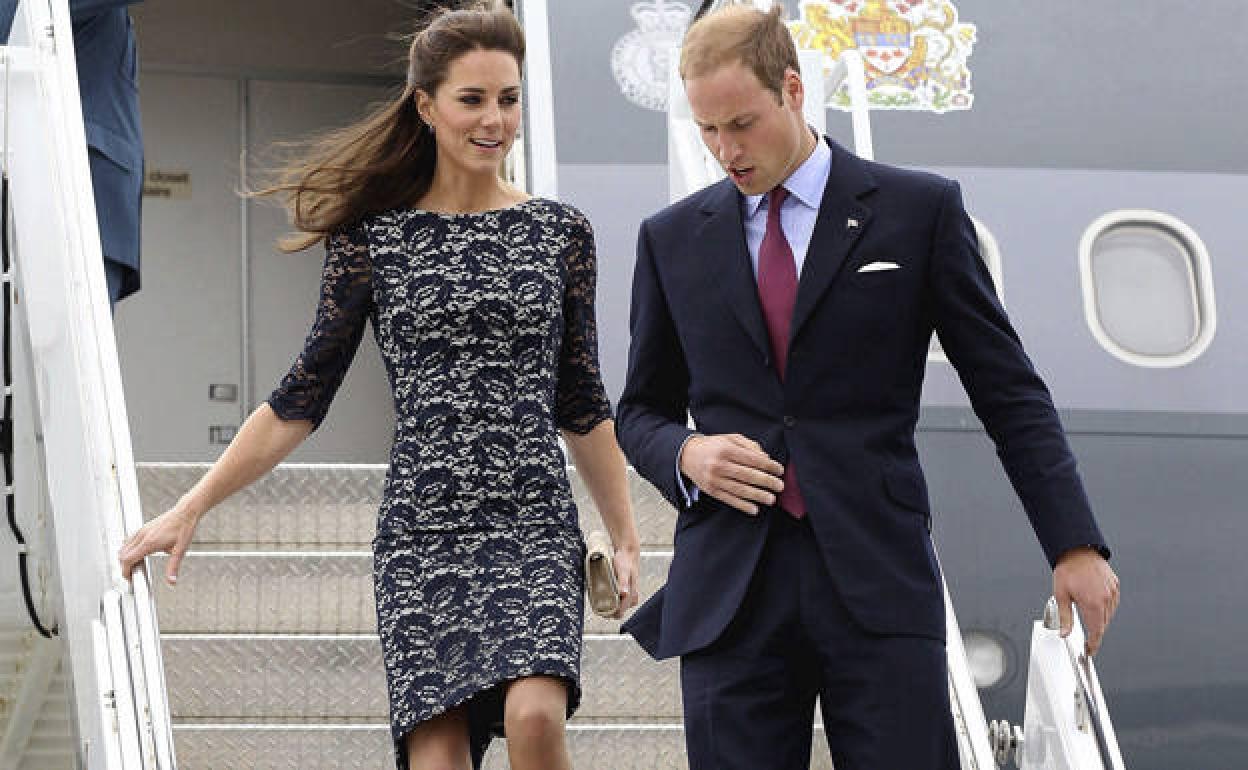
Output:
top-left (526, 197), bottom-right (593, 233)
top-left (324, 217), bottom-right (374, 250)
top-left (326, 211), bottom-right (384, 239)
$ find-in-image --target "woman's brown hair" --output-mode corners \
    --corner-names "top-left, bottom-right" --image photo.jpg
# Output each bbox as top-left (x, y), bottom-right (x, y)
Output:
top-left (257, 3), bottom-right (525, 252)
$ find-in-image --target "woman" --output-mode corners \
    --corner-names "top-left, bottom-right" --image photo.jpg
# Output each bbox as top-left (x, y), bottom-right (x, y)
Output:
top-left (117, 5), bottom-right (640, 769)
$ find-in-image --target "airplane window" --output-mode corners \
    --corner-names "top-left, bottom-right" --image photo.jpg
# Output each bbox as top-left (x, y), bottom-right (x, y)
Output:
top-left (929, 215), bottom-right (1002, 363)
top-left (1079, 210), bottom-right (1216, 367)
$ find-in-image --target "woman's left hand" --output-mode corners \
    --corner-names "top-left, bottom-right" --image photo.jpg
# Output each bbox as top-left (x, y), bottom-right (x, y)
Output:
top-left (611, 544), bottom-right (641, 619)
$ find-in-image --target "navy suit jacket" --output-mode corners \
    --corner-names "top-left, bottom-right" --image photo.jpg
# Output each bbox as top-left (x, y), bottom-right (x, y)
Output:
top-left (617, 139), bottom-right (1108, 660)
top-left (3, 0), bottom-right (143, 297)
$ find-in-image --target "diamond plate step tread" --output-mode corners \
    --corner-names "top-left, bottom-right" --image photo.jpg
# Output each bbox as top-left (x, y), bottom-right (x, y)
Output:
top-left (162, 635), bottom-right (681, 720)
top-left (152, 552), bottom-right (376, 635)
top-left (138, 464), bottom-right (678, 549)
top-left (152, 551), bottom-right (672, 635)
top-left (170, 723), bottom-right (835, 769)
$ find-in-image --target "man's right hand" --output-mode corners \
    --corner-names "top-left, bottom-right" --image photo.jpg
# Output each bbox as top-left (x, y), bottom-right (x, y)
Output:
top-left (679, 433), bottom-right (785, 515)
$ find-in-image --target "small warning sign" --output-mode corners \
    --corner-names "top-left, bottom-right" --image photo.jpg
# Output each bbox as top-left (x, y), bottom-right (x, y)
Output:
top-left (143, 170), bottom-right (192, 200)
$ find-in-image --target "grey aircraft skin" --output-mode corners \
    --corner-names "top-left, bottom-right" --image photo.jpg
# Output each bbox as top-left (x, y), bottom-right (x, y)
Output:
top-left (112, 1), bottom-right (1246, 767)
top-left (545, 2), bottom-right (1247, 767)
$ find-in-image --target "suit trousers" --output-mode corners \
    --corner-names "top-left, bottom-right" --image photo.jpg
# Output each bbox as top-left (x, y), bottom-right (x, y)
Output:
top-left (678, 510), bottom-right (959, 770)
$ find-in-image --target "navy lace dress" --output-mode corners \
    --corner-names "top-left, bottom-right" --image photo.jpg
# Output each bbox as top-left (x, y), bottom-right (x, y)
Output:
top-left (267, 198), bottom-right (612, 768)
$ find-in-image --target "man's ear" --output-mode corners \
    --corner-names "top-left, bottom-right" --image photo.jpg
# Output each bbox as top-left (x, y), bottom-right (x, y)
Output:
top-left (783, 67), bottom-right (805, 112)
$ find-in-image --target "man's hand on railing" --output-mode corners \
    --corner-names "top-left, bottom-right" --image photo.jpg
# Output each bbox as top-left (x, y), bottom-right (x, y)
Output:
top-left (1053, 545), bottom-right (1121, 656)
top-left (118, 507), bottom-right (200, 585)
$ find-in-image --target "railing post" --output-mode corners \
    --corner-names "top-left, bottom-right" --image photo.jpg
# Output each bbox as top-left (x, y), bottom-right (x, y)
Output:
top-left (1, 1), bottom-right (175, 766)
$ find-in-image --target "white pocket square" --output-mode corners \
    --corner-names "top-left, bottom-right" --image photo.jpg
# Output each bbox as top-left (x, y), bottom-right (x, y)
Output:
top-left (857, 261), bottom-right (901, 273)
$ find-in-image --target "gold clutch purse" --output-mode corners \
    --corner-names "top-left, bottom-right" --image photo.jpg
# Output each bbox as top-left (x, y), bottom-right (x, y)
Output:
top-left (584, 530), bottom-right (620, 618)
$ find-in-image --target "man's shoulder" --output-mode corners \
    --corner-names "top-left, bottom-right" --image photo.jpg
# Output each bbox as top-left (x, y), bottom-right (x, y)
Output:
top-left (642, 180), bottom-right (731, 238)
top-left (823, 145), bottom-right (962, 220)
top-left (852, 152), bottom-right (953, 198)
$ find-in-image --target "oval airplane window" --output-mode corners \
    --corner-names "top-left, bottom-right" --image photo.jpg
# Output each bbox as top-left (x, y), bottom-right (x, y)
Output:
top-left (929, 215), bottom-right (1003, 363)
top-left (1079, 210), bottom-right (1216, 367)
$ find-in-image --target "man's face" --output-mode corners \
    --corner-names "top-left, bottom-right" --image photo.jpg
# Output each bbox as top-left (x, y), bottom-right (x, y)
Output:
top-left (684, 60), bottom-right (812, 196)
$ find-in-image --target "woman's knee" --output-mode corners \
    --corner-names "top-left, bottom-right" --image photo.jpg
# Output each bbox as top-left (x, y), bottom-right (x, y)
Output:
top-left (503, 677), bottom-right (567, 745)
top-left (405, 707), bottom-right (472, 770)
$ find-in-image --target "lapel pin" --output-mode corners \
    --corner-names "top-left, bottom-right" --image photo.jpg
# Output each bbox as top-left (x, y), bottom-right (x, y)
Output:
top-left (847, 218), bottom-right (860, 230)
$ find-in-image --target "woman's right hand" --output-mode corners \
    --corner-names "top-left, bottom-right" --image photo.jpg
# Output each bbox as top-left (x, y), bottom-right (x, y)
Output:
top-left (118, 507), bottom-right (201, 585)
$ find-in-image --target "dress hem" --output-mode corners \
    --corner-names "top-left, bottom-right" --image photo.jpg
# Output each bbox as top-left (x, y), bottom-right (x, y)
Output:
top-left (390, 665), bottom-right (582, 770)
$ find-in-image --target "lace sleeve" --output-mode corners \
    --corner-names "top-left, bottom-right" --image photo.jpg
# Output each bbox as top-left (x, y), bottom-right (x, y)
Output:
top-left (267, 224), bottom-right (374, 431)
top-left (555, 207), bottom-right (614, 434)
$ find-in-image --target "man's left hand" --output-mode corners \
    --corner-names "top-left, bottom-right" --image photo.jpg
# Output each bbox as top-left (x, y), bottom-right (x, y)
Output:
top-left (1053, 546), bottom-right (1120, 655)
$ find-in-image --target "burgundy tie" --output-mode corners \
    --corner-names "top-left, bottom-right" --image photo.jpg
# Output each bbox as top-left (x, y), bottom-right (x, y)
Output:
top-left (756, 187), bottom-right (806, 519)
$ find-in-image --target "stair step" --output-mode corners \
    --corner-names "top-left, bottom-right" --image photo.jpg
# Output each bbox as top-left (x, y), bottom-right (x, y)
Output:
top-left (172, 724), bottom-right (392, 769)
top-left (162, 634), bottom-right (680, 720)
top-left (153, 552), bottom-right (374, 634)
top-left (170, 723), bottom-right (834, 769)
top-left (138, 464), bottom-right (678, 549)
top-left (152, 551), bottom-right (671, 635)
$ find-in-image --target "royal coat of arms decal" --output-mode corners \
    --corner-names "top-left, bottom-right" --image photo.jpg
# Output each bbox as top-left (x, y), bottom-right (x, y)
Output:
top-left (789, 0), bottom-right (976, 112)
top-left (612, 0), bottom-right (694, 111)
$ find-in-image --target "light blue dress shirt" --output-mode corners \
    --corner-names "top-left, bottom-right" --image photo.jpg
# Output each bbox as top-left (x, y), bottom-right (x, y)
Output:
top-left (675, 134), bottom-right (833, 505)
top-left (740, 135), bottom-right (832, 280)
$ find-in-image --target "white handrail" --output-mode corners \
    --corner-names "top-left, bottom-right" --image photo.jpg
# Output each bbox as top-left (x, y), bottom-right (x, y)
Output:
top-left (91, 618), bottom-right (125, 770)
top-left (119, 588), bottom-right (159, 767)
top-left (839, 50), bottom-right (873, 160)
top-left (1, 1), bottom-right (175, 766)
top-left (1020, 599), bottom-right (1126, 770)
top-left (102, 591), bottom-right (145, 768)
top-left (515, 0), bottom-right (558, 199)
top-left (943, 576), bottom-right (1003, 769)
top-left (130, 571), bottom-right (175, 767)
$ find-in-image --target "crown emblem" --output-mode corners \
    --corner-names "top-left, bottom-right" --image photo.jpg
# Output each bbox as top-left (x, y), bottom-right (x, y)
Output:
top-left (612, 0), bottom-right (694, 112)
top-left (631, 0), bottom-right (693, 36)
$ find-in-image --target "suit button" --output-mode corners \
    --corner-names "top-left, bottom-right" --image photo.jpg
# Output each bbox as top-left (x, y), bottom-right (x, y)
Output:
top-left (783, 415), bottom-right (797, 428)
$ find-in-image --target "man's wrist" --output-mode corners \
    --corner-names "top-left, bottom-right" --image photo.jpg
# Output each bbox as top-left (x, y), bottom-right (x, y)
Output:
top-left (677, 432), bottom-right (703, 477)
top-left (1058, 544), bottom-right (1110, 563)
top-left (675, 432), bottom-right (703, 506)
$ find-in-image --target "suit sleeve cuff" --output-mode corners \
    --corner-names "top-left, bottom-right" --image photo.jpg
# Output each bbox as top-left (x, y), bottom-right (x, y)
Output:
top-left (675, 433), bottom-right (701, 508)
top-left (1061, 543), bottom-right (1112, 562)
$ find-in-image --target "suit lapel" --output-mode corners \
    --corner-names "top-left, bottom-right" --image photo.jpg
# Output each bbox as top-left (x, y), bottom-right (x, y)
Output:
top-left (693, 142), bottom-right (879, 362)
top-left (790, 140), bottom-right (878, 345)
top-left (697, 180), bottom-right (771, 360)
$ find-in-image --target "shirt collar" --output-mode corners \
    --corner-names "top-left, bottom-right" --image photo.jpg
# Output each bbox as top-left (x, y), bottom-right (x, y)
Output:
top-left (743, 132), bottom-right (832, 218)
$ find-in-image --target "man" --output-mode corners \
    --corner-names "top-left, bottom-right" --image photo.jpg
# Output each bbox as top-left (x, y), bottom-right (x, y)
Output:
top-left (615, 6), bottom-right (1120, 769)
top-left (2, 0), bottom-right (143, 307)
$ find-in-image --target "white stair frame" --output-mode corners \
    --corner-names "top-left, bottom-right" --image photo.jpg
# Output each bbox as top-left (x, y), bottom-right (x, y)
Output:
top-left (1019, 600), bottom-right (1126, 770)
top-left (1, 1), bottom-right (174, 767)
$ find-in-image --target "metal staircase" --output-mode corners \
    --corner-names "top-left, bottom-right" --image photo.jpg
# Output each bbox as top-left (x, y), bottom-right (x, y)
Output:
top-left (137, 462), bottom-right (834, 768)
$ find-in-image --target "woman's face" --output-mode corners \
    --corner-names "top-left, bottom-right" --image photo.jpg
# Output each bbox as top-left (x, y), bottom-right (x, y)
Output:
top-left (418, 48), bottom-right (523, 179)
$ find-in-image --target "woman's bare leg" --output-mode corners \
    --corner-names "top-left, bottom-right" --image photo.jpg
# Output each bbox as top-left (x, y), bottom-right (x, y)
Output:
top-left (503, 675), bottom-right (571, 770)
top-left (405, 706), bottom-right (473, 770)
